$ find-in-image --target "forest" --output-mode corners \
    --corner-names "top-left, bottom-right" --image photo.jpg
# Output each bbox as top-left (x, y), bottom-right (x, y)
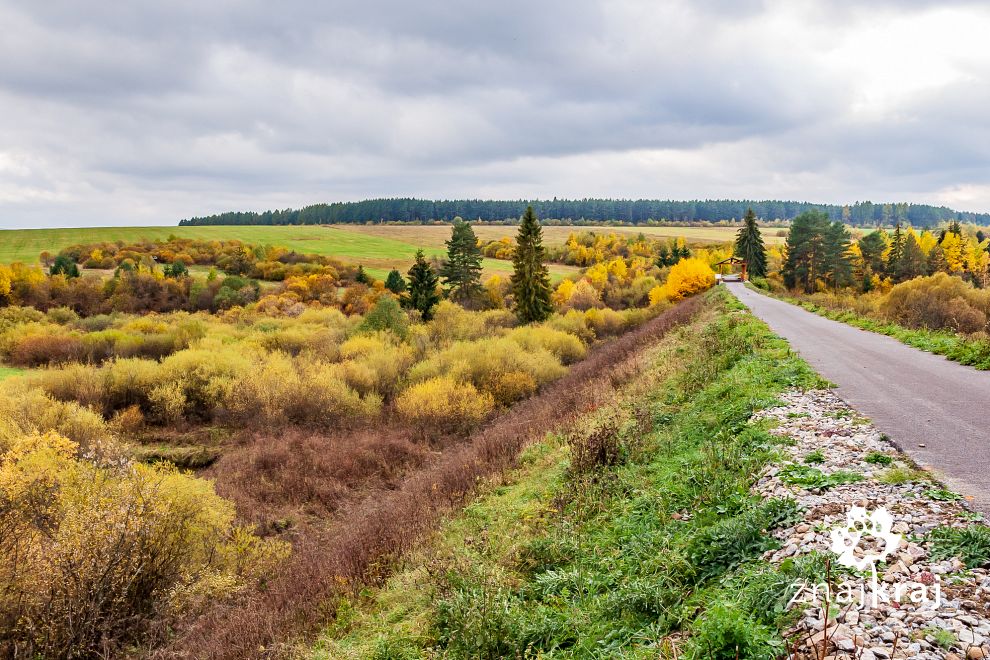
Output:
top-left (178, 197), bottom-right (990, 228)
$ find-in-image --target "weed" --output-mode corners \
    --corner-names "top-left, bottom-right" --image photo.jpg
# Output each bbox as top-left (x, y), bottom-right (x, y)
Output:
top-left (779, 464), bottom-right (864, 489)
top-left (864, 451), bottom-right (893, 466)
top-left (925, 488), bottom-right (962, 502)
top-left (923, 626), bottom-right (957, 650)
top-left (928, 526), bottom-right (990, 568)
top-left (803, 450), bottom-right (825, 464)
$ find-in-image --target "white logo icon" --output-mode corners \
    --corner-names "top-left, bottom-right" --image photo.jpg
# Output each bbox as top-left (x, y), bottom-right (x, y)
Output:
top-left (829, 506), bottom-right (902, 571)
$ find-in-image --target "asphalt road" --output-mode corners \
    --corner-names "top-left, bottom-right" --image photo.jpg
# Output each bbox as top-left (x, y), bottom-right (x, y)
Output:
top-left (727, 283), bottom-right (990, 516)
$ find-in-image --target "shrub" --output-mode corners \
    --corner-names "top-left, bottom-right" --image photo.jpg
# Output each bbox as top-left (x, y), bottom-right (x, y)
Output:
top-left (664, 257), bottom-right (716, 301)
top-left (0, 387), bottom-right (114, 456)
top-left (395, 376), bottom-right (494, 434)
top-left (0, 431), bottom-right (288, 657)
top-left (359, 296), bottom-right (409, 338)
top-left (408, 337), bottom-right (565, 404)
top-left (879, 273), bottom-right (990, 333)
top-left (8, 332), bottom-right (86, 367)
top-left (507, 326), bottom-right (587, 364)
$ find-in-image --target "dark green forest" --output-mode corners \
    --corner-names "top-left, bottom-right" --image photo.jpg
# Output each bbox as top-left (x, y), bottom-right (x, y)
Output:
top-left (179, 198), bottom-right (990, 228)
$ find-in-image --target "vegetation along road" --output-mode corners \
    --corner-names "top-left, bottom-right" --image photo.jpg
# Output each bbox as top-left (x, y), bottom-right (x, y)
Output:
top-left (729, 282), bottom-right (990, 516)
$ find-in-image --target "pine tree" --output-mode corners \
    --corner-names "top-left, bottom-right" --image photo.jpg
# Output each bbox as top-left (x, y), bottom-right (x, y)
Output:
top-left (384, 269), bottom-right (407, 294)
top-left (734, 208), bottom-right (767, 278)
top-left (50, 254), bottom-right (80, 279)
top-left (355, 265), bottom-right (371, 285)
top-left (823, 222), bottom-right (853, 290)
top-left (511, 206), bottom-right (553, 323)
top-left (783, 210), bottom-right (830, 292)
top-left (887, 223), bottom-right (905, 275)
top-left (404, 249), bottom-right (440, 320)
top-left (439, 218), bottom-right (483, 304)
top-left (895, 234), bottom-right (927, 281)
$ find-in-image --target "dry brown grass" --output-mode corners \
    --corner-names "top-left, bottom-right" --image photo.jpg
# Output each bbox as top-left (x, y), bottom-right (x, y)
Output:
top-left (159, 297), bottom-right (703, 659)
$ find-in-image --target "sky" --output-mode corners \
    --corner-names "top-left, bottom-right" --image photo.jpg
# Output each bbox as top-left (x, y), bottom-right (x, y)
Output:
top-left (1, 0), bottom-right (989, 229)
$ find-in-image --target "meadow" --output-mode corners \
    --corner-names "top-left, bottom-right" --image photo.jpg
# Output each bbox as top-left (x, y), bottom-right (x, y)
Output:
top-left (0, 223), bottom-right (781, 280)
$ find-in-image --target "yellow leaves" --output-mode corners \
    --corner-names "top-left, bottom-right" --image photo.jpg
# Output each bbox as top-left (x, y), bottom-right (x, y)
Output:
top-left (553, 279), bottom-right (576, 307)
top-left (648, 284), bottom-right (668, 307)
top-left (396, 376), bottom-right (495, 433)
top-left (940, 231), bottom-right (965, 273)
top-left (606, 258), bottom-right (628, 281)
top-left (663, 258), bottom-right (716, 301)
top-left (585, 263), bottom-right (609, 290)
top-left (0, 264), bottom-right (12, 300)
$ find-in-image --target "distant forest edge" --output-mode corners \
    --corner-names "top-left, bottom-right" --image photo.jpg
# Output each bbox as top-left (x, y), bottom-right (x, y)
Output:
top-left (178, 198), bottom-right (990, 228)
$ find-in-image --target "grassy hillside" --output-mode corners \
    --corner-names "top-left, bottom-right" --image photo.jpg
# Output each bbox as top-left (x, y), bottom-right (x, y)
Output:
top-left (0, 225), bottom-right (585, 281)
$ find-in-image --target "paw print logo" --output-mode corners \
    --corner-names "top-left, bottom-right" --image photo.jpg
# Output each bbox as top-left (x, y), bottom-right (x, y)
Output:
top-left (829, 506), bottom-right (902, 571)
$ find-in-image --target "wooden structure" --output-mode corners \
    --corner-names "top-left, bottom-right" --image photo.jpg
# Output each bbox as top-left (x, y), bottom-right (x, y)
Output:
top-left (714, 256), bottom-right (747, 283)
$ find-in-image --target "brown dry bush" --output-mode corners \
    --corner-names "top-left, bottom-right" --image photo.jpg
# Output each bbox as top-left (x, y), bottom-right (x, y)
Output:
top-left (8, 332), bottom-right (86, 367)
top-left (211, 428), bottom-right (428, 530)
top-left (164, 296), bottom-right (703, 660)
top-left (568, 409), bottom-right (624, 474)
top-left (878, 273), bottom-right (990, 333)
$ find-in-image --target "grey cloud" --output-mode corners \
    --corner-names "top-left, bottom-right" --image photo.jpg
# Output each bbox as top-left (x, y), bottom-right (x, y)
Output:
top-left (0, 0), bottom-right (989, 228)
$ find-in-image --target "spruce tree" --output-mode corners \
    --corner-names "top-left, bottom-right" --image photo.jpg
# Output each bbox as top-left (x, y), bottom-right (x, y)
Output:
top-left (733, 208), bottom-right (767, 278)
top-left (887, 223), bottom-right (904, 275)
top-left (405, 249), bottom-right (441, 320)
top-left (896, 234), bottom-right (927, 281)
top-left (384, 269), bottom-right (407, 294)
top-left (511, 206), bottom-right (553, 323)
top-left (355, 265), bottom-right (371, 285)
top-left (823, 222), bottom-right (853, 290)
top-left (439, 218), bottom-right (483, 304)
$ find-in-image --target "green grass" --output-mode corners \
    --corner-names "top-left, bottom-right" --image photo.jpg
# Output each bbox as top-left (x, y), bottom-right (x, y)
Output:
top-left (0, 366), bottom-right (24, 381)
top-left (0, 225), bottom-right (580, 282)
top-left (928, 525), bottom-right (990, 568)
top-left (748, 285), bottom-right (990, 370)
top-left (312, 288), bottom-right (831, 659)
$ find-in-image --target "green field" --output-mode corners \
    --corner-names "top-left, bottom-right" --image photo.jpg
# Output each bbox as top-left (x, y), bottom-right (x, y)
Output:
top-left (0, 225), bottom-right (586, 281)
top-left (0, 223), bottom-right (786, 281)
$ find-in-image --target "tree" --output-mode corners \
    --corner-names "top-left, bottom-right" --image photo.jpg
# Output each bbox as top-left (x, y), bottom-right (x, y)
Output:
top-left (510, 206), bottom-right (553, 323)
top-left (782, 210), bottom-right (830, 292)
top-left (734, 208), bottom-right (767, 278)
top-left (384, 269), bottom-right (407, 294)
top-left (858, 231), bottom-right (887, 277)
top-left (439, 219), bottom-right (483, 304)
top-left (823, 222), bottom-right (853, 290)
top-left (355, 265), bottom-right (372, 285)
top-left (50, 255), bottom-right (80, 279)
top-left (894, 233), bottom-right (927, 282)
top-left (886, 223), bottom-right (905, 274)
top-left (163, 259), bottom-right (188, 279)
top-left (405, 249), bottom-right (440, 320)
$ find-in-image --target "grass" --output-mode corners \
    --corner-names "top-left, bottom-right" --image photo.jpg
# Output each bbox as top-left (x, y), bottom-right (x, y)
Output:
top-left (748, 284), bottom-right (990, 370)
top-left (0, 225), bottom-right (580, 282)
top-left (311, 287), bottom-right (832, 659)
top-left (0, 366), bottom-right (24, 381)
top-left (778, 464), bottom-right (863, 489)
top-left (864, 451), bottom-right (893, 466)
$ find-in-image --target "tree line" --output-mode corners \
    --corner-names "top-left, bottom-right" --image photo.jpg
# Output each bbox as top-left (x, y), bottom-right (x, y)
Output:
top-left (178, 198), bottom-right (990, 229)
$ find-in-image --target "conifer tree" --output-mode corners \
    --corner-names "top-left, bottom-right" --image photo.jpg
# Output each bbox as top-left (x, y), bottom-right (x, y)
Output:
top-left (887, 223), bottom-right (905, 274)
top-left (733, 208), bottom-right (767, 278)
top-left (404, 249), bottom-right (440, 320)
top-left (384, 269), bottom-right (406, 294)
top-left (511, 206), bottom-right (553, 323)
top-left (439, 218), bottom-right (483, 304)
top-left (355, 265), bottom-right (371, 285)
top-left (895, 233), bottom-right (928, 281)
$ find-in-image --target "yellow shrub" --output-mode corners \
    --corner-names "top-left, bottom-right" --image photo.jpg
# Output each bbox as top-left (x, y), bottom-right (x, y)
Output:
top-left (663, 258), bottom-right (715, 301)
top-left (295, 362), bottom-right (382, 426)
top-left (408, 338), bottom-right (566, 397)
top-left (507, 326), bottom-right (587, 364)
top-left (0, 386), bottom-right (114, 457)
top-left (0, 431), bottom-right (287, 656)
top-left (224, 352), bottom-right (301, 426)
top-left (395, 376), bottom-right (494, 434)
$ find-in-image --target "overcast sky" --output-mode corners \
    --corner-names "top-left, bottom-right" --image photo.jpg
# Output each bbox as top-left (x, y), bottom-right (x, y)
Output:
top-left (1, 0), bottom-right (989, 228)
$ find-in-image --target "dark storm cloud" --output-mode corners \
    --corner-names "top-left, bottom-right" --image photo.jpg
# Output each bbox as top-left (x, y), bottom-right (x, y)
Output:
top-left (0, 0), bottom-right (989, 227)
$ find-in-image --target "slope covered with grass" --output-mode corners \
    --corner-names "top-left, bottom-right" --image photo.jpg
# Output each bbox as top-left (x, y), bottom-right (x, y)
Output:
top-left (312, 288), bottom-right (831, 659)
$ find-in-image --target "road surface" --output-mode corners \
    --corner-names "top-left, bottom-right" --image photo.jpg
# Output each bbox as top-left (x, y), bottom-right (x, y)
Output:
top-left (727, 282), bottom-right (990, 516)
